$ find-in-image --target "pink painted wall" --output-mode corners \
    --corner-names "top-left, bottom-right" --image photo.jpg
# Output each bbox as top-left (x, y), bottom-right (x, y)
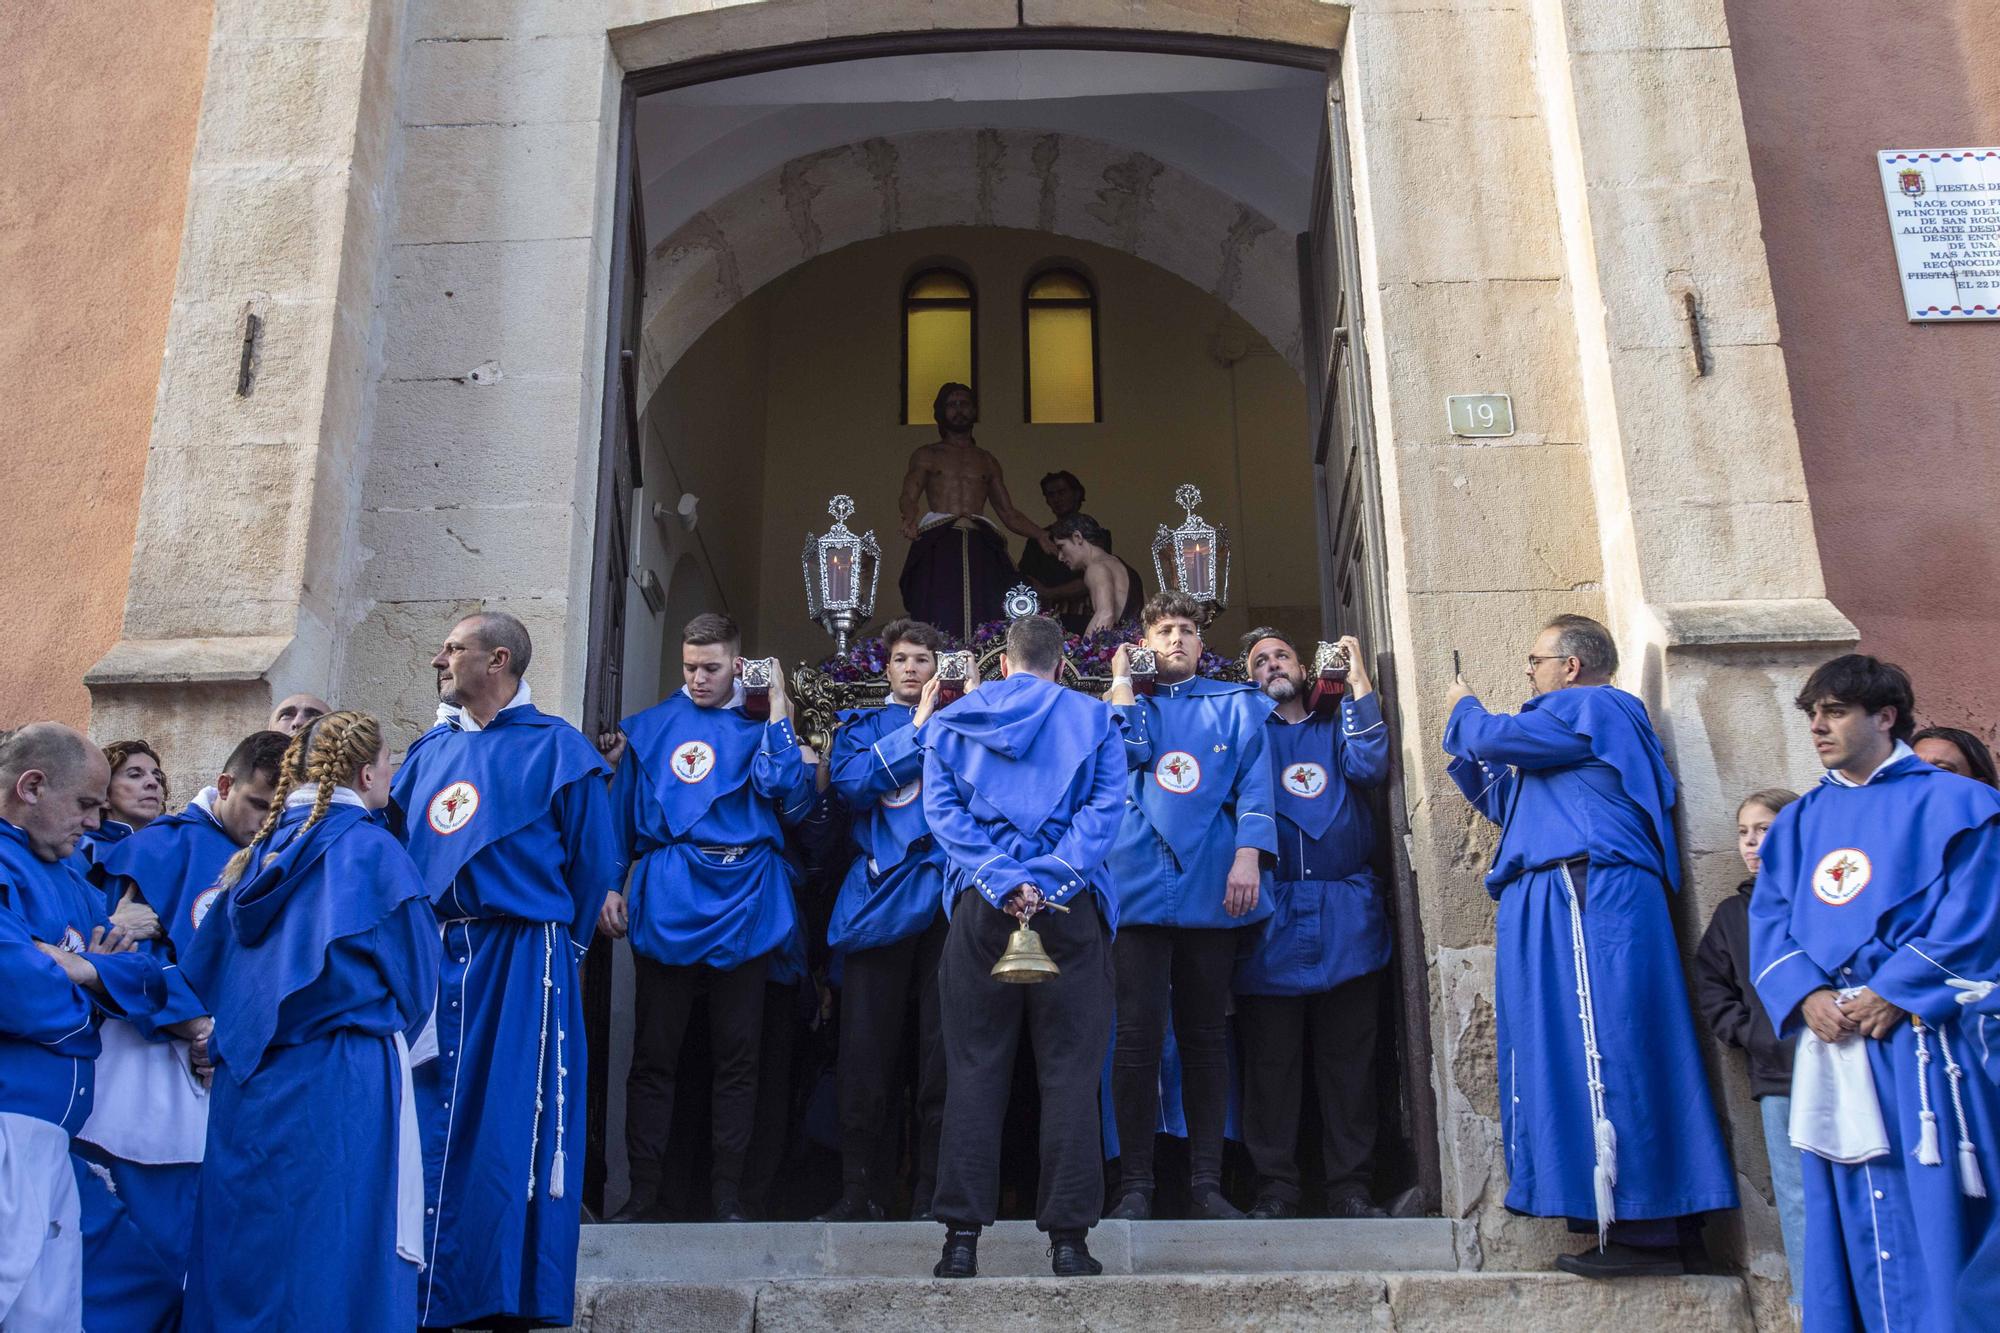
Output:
top-left (1727, 1), bottom-right (2000, 740)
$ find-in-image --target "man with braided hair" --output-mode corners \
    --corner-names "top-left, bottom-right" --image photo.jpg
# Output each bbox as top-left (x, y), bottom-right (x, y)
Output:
top-left (180, 711), bottom-right (440, 1330)
top-left (391, 611), bottom-right (624, 1330)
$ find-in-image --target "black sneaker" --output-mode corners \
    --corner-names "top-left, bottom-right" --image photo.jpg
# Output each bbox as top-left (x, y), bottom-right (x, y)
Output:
top-left (1048, 1230), bottom-right (1104, 1277)
top-left (934, 1228), bottom-right (979, 1278)
top-left (1246, 1196), bottom-right (1296, 1220)
top-left (1105, 1190), bottom-right (1152, 1220)
top-left (1327, 1191), bottom-right (1388, 1220)
top-left (712, 1187), bottom-right (752, 1223)
top-left (814, 1195), bottom-right (886, 1223)
top-left (607, 1183), bottom-right (669, 1224)
top-left (1189, 1188), bottom-right (1245, 1220)
top-left (1553, 1242), bottom-right (1685, 1280)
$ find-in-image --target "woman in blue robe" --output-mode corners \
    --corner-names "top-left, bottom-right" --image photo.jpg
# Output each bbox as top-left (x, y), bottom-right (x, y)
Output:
top-left (179, 712), bottom-right (440, 1333)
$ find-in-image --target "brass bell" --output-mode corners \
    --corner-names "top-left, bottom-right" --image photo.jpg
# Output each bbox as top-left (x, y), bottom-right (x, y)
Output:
top-left (991, 921), bottom-right (1060, 984)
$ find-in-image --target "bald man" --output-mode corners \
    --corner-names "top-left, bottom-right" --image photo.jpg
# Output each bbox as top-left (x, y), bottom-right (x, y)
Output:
top-left (0, 724), bottom-right (173, 1331)
top-left (268, 694), bottom-right (330, 737)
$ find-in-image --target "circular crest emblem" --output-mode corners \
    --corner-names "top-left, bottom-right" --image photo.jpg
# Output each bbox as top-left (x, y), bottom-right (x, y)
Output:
top-left (190, 887), bottom-right (223, 932)
top-left (1155, 751), bottom-right (1202, 795)
top-left (1282, 762), bottom-right (1329, 799)
top-left (882, 778), bottom-right (922, 809)
top-left (672, 741), bottom-right (717, 784)
top-left (427, 780), bottom-right (481, 835)
top-left (1812, 848), bottom-right (1872, 907)
top-left (60, 926), bottom-right (86, 954)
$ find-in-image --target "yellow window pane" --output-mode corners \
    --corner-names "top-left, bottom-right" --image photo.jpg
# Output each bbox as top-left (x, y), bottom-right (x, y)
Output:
top-left (906, 306), bottom-right (972, 423)
top-left (1028, 304), bottom-right (1095, 423)
top-left (1029, 271), bottom-right (1091, 301)
top-left (909, 271), bottom-right (971, 300)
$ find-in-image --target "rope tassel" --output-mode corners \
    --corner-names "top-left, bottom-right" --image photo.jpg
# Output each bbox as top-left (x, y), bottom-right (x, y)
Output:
top-left (1939, 1026), bottom-right (1986, 1199)
top-left (1562, 863), bottom-right (1617, 1246)
top-left (1914, 1020), bottom-right (1943, 1166)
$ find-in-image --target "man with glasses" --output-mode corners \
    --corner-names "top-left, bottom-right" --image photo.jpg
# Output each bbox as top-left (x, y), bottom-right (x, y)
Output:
top-left (1442, 614), bottom-right (1735, 1277)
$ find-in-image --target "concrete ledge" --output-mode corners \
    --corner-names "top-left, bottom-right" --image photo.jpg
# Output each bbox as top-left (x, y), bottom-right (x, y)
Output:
top-left (578, 1219), bottom-right (1461, 1281)
top-left (1650, 597), bottom-right (1859, 649)
top-left (84, 635), bottom-right (294, 686)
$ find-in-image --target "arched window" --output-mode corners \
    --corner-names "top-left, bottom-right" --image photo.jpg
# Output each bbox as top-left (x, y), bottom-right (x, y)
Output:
top-left (902, 268), bottom-right (975, 425)
top-left (1024, 268), bottom-right (1099, 423)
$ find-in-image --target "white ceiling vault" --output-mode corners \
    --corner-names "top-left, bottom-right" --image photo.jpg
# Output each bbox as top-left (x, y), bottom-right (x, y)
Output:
top-left (636, 49), bottom-right (1330, 243)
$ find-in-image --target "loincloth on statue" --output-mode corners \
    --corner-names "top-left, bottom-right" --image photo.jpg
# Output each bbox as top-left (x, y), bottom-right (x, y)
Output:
top-left (899, 515), bottom-right (1020, 641)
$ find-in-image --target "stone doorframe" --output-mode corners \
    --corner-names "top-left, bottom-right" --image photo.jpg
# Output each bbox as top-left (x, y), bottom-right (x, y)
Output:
top-left (92, 0), bottom-right (1852, 1303)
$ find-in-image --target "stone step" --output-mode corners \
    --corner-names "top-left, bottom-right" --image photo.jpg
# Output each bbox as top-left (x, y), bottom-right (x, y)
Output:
top-left (569, 1271), bottom-right (1755, 1332)
top-left (578, 1218), bottom-right (1464, 1282)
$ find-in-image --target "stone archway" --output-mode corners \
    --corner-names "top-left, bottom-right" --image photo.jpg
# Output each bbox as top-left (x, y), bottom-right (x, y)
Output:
top-left (636, 127), bottom-right (1305, 414)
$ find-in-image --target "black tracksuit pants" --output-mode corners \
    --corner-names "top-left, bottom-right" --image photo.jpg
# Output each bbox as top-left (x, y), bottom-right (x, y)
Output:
top-left (626, 952), bottom-right (770, 1199)
top-left (932, 890), bottom-right (1113, 1231)
top-left (836, 914), bottom-right (949, 1211)
top-left (1236, 967), bottom-right (1383, 1203)
top-left (1110, 924), bottom-right (1241, 1196)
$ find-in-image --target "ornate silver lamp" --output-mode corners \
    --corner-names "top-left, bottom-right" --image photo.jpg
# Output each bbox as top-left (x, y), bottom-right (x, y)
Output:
top-left (1151, 483), bottom-right (1231, 615)
top-left (802, 494), bottom-right (880, 655)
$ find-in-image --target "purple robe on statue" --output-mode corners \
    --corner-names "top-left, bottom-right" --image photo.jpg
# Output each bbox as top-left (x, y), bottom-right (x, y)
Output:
top-left (899, 516), bottom-right (1019, 640)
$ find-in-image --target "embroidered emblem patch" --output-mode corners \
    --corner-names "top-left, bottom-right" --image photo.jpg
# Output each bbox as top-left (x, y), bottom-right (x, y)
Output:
top-left (60, 926), bottom-right (86, 953)
top-left (1282, 762), bottom-right (1329, 799)
top-left (190, 887), bottom-right (223, 931)
top-left (882, 778), bottom-right (922, 809)
top-left (427, 780), bottom-right (480, 835)
top-left (1155, 750), bottom-right (1202, 795)
top-left (672, 740), bottom-right (717, 784)
top-left (1812, 848), bottom-right (1872, 906)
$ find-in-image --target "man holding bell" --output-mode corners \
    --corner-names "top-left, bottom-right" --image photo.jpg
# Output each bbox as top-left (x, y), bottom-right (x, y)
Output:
top-left (921, 615), bottom-right (1128, 1279)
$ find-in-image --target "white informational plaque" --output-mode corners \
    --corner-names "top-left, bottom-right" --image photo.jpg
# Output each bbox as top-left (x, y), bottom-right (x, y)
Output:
top-left (1877, 148), bottom-right (2000, 321)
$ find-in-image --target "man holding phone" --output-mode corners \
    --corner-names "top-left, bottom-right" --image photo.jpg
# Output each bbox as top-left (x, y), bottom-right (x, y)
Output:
top-left (599, 612), bottom-right (817, 1222)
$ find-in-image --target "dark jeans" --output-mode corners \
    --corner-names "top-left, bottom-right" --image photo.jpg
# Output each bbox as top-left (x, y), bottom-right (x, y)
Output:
top-left (1111, 924), bottom-right (1240, 1196)
top-left (1237, 968), bottom-right (1383, 1204)
top-left (932, 891), bottom-right (1113, 1231)
top-left (626, 952), bottom-right (769, 1198)
top-left (838, 915), bottom-right (948, 1210)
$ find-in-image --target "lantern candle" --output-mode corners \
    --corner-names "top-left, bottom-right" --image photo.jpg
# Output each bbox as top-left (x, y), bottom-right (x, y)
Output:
top-left (827, 547), bottom-right (854, 606)
top-left (1181, 537), bottom-right (1212, 599)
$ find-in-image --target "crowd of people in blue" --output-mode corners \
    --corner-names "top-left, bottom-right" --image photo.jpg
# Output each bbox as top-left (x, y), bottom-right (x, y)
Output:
top-left (3, 590), bottom-right (1998, 1331)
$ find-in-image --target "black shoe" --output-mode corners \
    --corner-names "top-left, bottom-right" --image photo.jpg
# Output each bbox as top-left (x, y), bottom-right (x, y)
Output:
top-left (1553, 1242), bottom-right (1685, 1280)
top-left (933, 1228), bottom-right (979, 1278)
top-left (1246, 1196), bottom-right (1296, 1220)
top-left (712, 1187), bottom-right (751, 1223)
top-left (1189, 1188), bottom-right (1245, 1220)
top-left (607, 1183), bottom-right (669, 1223)
top-left (814, 1195), bottom-right (886, 1223)
top-left (1048, 1230), bottom-right (1103, 1277)
top-left (1327, 1191), bottom-right (1388, 1220)
top-left (1105, 1190), bottom-right (1152, 1220)
top-left (910, 1207), bottom-right (936, 1223)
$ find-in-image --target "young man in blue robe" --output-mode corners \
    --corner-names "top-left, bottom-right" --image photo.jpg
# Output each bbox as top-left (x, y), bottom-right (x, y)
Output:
top-left (0, 723), bottom-right (171, 1333)
top-left (390, 612), bottom-right (625, 1329)
top-left (599, 611), bottom-right (815, 1223)
top-left (923, 614), bottom-right (1128, 1278)
top-left (1103, 590), bottom-right (1277, 1220)
top-left (72, 728), bottom-right (287, 1333)
top-left (1236, 629), bottom-right (1393, 1220)
top-left (820, 618), bottom-right (955, 1221)
top-left (1443, 613), bottom-right (1736, 1277)
top-left (181, 711), bottom-right (441, 1333)
top-left (1749, 654), bottom-right (2000, 1332)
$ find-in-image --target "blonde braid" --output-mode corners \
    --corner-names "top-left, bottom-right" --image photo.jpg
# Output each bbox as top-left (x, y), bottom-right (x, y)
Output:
top-left (218, 727), bottom-right (312, 889)
top-left (215, 712), bottom-right (385, 887)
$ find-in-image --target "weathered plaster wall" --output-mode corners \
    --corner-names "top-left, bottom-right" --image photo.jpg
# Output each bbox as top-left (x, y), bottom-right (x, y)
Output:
top-left (0, 1), bottom-right (211, 730)
top-left (1726, 0), bottom-right (2000, 743)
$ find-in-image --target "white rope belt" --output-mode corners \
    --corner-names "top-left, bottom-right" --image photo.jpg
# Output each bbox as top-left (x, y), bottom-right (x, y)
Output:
top-left (526, 922), bottom-right (569, 1202)
top-left (1560, 861), bottom-right (1617, 1246)
top-left (1915, 1016), bottom-right (1987, 1197)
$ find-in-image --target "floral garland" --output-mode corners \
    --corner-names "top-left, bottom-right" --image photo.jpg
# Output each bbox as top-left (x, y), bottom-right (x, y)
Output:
top-left (812, 619), bottom-right (1235, 681)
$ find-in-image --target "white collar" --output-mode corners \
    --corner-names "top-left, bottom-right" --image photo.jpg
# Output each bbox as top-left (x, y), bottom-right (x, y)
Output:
top-left (1827, 740), bottom-right (1917, 788)
top-left (189, 785), bottom-right (220, 816)
top-left (437, 680), bottom-right (532, 733)
top-left (285, 786), bottom-right (370, 809)
top-left (681, 681), bottom-right (747, 710)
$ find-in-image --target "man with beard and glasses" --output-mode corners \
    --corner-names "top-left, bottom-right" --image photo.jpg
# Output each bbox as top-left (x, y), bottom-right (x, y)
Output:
top-left (896, 382), bottom-right (1055, 640)
top-left (1234, 629), bottom-right (1392, 1219)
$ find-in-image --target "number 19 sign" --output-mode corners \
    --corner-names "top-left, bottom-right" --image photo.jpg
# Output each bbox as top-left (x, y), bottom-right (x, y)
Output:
top-left (1446, 393), bottom-right (1515, 438)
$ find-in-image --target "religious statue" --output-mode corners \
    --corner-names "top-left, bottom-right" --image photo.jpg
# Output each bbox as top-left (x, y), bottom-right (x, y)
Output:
top-left (897, 382), bottom-right (1055, 640)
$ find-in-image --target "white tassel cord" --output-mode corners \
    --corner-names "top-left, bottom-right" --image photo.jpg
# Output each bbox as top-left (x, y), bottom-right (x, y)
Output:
top-left (527, 923), bottom-right (553, 1202)
top-left (551, 932), bottom-right (569, 1201)
top-left (1560, 863), bottom-right (1617, 1247)
top-left (1937, 1025), bottom-right (1987, 1198)
top-left (1914, 1018), bottom-right (1943, 1167)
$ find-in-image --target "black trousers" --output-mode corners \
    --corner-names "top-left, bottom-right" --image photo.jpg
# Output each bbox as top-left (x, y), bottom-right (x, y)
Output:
top-left (1236, 968), bottom-right (1382, 1204)
top-left (1111, 924), bottom-right (1240, 1196)
top-left (741, 980), bottom-right (801, 1217)
top-left (932, 890), bottom-right (1113, 1231)
top-left (626, 952), bottom-right (769, 1197)
top-left (837, 914), bottom-right (948, 1210)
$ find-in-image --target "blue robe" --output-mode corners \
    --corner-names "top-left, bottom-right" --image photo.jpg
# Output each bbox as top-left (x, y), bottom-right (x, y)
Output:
top-left (1957, 979), bottom-right (2000, 1326)
top-left (179, 803), bottom-right (439, 1333)
top-left (615, 691), bottom-right (814, 969)
top-left (390, 703), bottom-right (623, 1329)
top-left (921, 672), bottom-right (1129, 920)
top-left (827, 702), bottom-right (946, 954)
top-left (75, 805), bottom-right (237, 1333)
top-left (1106, 676), bottom-right (1278, 930)
top-left (67, 819), bottom-right (134, 901)
top-left (1750, 755), bottom-right (2000, 1333)
top-left (1238, 695), bottom-right (1391, 996)
top-left (1444, 686), bottom-right (1736, 1227)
